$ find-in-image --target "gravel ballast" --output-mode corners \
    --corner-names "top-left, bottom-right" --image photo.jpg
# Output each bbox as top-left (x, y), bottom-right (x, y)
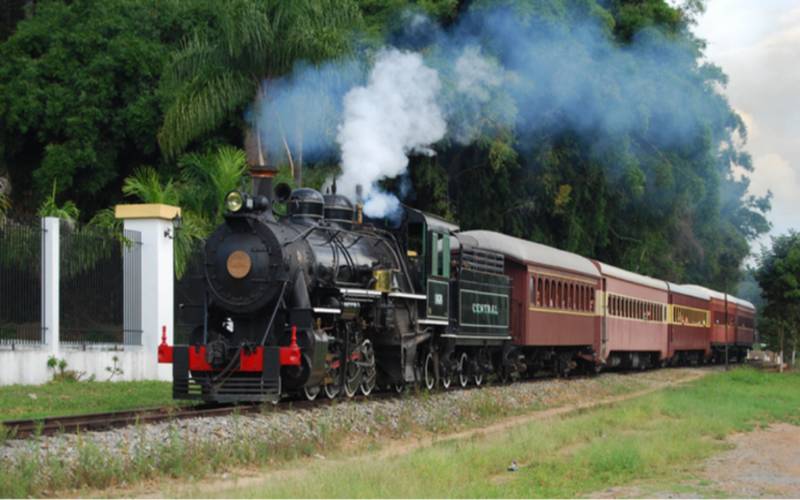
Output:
top-left (0, 367), bottom-right (710, 495)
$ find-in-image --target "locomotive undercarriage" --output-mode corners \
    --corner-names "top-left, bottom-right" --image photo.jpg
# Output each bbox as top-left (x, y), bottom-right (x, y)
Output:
top-left (423, 338), bottom-right (497, 389)
top-left (301, 320), bottom-right (378, 400)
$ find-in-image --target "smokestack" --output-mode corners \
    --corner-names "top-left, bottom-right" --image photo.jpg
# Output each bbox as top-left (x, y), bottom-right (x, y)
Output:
top-left (245, 126), bottom-right (277, 198)
top-left (250, 165), bottom-right (277, 199)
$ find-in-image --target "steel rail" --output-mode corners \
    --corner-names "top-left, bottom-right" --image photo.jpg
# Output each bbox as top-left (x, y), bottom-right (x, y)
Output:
top-left (1, 365), bottom-right (720, 440)
top-left (0, 390), bottom-right (403, 440)
top-left (1, 403), bottom-right (259, 439)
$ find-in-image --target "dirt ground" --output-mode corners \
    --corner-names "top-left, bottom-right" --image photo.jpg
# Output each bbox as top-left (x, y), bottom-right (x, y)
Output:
top-left (594, 423), bottom-right (800, 498)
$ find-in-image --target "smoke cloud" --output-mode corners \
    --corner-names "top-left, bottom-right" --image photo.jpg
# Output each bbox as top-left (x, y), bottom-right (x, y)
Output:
top-left (250, 5), bottom-right (724, 217)
top-left (337, 48), bottom-right (446, 217)
top-left (252, 59), bottom-right (365, 167)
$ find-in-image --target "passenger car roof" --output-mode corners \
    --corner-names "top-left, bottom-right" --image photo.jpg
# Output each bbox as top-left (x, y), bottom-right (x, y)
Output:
top-left (455, 230), bottom-right (600, 278)
top-left (592, 261), bottom-right (668, 291)
top-left (680, 285), bottom-right (755, 311)
top-left (667, 282), bottom-right (711, 301)
top-left (680, 284), bottom-right (727, 301)
top-left (729, 295), bottom-right (756, 310)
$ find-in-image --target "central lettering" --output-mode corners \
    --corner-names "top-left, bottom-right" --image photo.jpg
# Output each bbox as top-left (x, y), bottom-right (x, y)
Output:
top-left (472, 303), bottom-right (499, 315)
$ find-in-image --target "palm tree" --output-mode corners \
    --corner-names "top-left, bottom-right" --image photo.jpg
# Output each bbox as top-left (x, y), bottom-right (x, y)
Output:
top-left (38, 181), bottom-right (80, 224)
top-left (122, 167), bottom-right (181, 206)
top-left (122, 166), bottom-right (206, 277)
top-left (158, 0), bottom-right (361, 186)
top-left (120, 147), bottom-right (250, 277)
top-left (179, 145), bottom-right (248, 223)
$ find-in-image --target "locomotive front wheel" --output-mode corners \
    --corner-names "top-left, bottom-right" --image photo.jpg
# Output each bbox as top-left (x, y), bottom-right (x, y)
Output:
top-left (394, 383), bottom-right (405, 394)
top-left (474, 372), bottom-right (484, 386)
top-left (304, 385), bottom-right (321, 401)
top-left (423, 352), bottom-right (436, 391)
top-left (458, 353), bottom-right (469, 388)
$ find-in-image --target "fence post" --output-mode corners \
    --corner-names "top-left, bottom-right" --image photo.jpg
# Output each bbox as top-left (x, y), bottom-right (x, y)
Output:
top-left (115, 204), bottom-right (180, 381)
top-left (41, 217), bottom-right (60, 353)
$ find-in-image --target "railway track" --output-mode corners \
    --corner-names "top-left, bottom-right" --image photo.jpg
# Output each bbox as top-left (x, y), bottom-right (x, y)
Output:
top-left (1, 365), bottom-right (723, 440)
top-left (0, 404), bottom-right (264, 439)
top-left (0, 389), bottom-right (401, 439)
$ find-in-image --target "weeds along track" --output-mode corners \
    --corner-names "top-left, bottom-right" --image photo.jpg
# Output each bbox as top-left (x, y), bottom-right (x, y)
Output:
top-left (0, 391), bottom-right (399, 439)
top-left (1, 365), bottom-right (722, 440)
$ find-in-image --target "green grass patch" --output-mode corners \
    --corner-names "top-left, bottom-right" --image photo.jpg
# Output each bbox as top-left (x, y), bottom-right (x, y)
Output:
top-left (216, 368), bottom-right (800, 498)
top-left (0, 368), bottom-right (778, 498)
top-left (0, 379), bottom-right (180, 422)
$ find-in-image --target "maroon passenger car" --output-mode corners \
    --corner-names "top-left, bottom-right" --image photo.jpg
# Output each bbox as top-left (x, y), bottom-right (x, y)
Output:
top-left (456, 230), bottom-right (601, 375)
top-left (592, 262), bottom-right (669, 369)
top-left (682, 285), bottom-right (753, 363)
top-left (732, 297), bottom-right (756, 355)
top-left (666, 283), bottom-right (711, 364)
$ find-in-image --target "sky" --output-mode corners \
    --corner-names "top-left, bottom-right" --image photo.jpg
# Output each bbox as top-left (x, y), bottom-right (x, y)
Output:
top-left (692, 0), bottom-right (800, 254)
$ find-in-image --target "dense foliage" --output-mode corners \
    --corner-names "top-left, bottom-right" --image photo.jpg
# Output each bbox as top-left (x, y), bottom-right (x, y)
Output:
top-left (0, 0), bottom-right (231, 213)
top-left (406, 0), bottom-right (770, 291)
top-left (0, 0), bottom-right (772, 290)
top-left (158, 0), bottom-right (362, 164)
top-left (756, 232), bottom-right (800, 354)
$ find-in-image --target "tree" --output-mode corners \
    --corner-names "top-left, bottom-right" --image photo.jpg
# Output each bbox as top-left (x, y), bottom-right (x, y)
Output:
top-left (756, 231), bottom-right (800, 364)
top-left (120, 146), bottom-right (248, 277)
top-left (38, 181), bottom-right (79, 224)
top-left (177, 146), bottom-right (249, 225)
top-left (405, 0), bottom-right (770, 290)
top-left (158, 0), bottom-right (361, 187)
top-left (0, 0), bottom-right (222, 214)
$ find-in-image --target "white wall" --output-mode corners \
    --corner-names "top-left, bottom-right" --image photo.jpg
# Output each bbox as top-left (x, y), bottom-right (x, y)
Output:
top-left (0, 347), bottom-right (149, 386)
top-left (123, 217), bottom-right (174, 381)
top-left (0, 208), bottom-right (177, 387)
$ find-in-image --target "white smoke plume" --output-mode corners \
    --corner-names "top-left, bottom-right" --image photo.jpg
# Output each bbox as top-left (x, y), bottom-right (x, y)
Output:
top-left (455, 45), bottom-right (502, 103)
top-left (249, 8), bottom-right (714, 220)
top-left (336, 48), bottom-right (446, 218)
top-left (446, 44), bottom-right (507, 144)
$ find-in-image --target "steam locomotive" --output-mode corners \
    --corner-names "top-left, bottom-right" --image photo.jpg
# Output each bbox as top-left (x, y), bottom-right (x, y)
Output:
top-left (159, 174), bottom-right (512, 402)
top-left (158, 172), bottom-right (755, 403)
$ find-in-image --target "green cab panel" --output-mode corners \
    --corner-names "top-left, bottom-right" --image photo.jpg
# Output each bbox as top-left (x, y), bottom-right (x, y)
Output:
top-left (426, 278), bottom-right (449, 320)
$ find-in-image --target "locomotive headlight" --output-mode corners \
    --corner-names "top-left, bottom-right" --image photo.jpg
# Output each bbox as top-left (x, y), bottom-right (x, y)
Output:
top-left (225, 191), bottom-right (244, 212)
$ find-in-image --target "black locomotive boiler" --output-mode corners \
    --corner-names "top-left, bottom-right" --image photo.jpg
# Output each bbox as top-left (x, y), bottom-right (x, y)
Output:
top-left (159, 177), bottom-right (514, 402)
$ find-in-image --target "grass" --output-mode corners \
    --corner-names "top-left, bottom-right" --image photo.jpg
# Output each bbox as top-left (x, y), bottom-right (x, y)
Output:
top-left (213, 368), bottom-right (800, 498)
top-left (0, 379), bottom-right (180, 422)
top-left (0, 369), bottom-right (661, 497)
top-left (0, 417), bottom-right (344, 498)
top-left (0, 368), bottom-right (783, 498)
